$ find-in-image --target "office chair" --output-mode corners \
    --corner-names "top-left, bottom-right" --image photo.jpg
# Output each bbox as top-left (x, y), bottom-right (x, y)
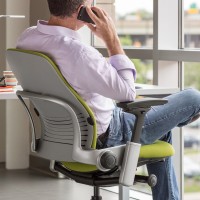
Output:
top-left (6, 49), bottom-right (175, 200)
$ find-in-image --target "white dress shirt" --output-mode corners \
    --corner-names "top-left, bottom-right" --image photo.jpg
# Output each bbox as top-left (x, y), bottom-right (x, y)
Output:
top-left (16, 20), bottom-right (137, 135)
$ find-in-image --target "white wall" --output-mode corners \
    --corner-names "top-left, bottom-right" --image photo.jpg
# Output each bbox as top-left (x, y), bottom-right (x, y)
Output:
top-left (0, 0), bottom-right (6, 163)
top-left (4, 0), bottom-right (30, 169)
top-left (30, 0), bottom-right (49, 26)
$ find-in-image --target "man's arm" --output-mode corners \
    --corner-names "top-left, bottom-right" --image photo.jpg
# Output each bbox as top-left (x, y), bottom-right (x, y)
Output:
top-left (77, 6), bottom-right (136, 102)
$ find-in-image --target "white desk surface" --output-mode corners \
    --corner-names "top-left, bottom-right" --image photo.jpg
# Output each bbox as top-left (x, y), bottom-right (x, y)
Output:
top-left (135, 83), bottom-right (180, 96)
top-left (0, 86), bottom-right (22, 100)
top-left (0, 84), bottom-right (180, 100)
top-left (0, 92), bottom-right (18, 100)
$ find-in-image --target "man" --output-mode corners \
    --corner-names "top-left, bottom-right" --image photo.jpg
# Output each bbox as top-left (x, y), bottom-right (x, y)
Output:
top-left (16, 0), bottom-right (200, 199)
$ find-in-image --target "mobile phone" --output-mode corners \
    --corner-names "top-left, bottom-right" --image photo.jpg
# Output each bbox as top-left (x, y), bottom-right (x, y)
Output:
top-left (77, 6), bottom-right (97, 25)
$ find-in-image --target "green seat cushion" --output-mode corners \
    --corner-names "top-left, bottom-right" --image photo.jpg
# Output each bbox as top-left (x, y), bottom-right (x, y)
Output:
top-left (139, 140), bottom-right (175, 158)
top-left (62, 140), bottom-right (175, 172)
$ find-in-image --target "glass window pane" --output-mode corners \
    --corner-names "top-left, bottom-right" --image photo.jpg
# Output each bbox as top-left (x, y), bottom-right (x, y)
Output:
top-left (133, 59), bottom-right (153, 85)
top-left (184, 62), bottom-right (200, 199)
top-left (184, 1), bottom-right (200, 48)
top-left (95, 0), bottom-right (153, 48)
top-left (116, 0), bottom-right (153, 48)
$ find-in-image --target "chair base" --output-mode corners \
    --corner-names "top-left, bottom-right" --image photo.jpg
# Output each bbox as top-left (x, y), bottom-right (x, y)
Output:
top-left (91, 197), bottom-right (102, 200)
top-left (54, 162), bottom-right (159, 199)
top-left (91, 186), bottom-right (102, 200)
top-left (54, 161), bottom-right (157, 187)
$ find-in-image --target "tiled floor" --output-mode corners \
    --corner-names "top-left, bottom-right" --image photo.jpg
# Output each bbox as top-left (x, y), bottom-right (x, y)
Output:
top-left (0, 165), bottom-right (120, 200)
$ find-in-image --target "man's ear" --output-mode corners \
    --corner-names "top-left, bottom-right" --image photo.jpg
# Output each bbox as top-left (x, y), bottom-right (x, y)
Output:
top-left (77, 5), bottom-right (84, 15)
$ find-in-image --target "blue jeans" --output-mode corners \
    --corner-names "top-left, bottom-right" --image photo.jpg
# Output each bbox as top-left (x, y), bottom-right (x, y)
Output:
top-left (97, 88), bottom-right (200, 200)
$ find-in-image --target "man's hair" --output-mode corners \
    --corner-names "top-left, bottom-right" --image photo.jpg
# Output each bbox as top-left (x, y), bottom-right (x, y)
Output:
top-left (47, 0), bottom-right (86, 18)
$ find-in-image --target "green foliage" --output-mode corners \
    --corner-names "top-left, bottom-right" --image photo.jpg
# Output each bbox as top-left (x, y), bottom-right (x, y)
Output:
top-left (126, 9), bottom-right (153, 20)
top-left (135, 9), bottom-right (153, 20)
top-left (184, 63), bottom-right (200, 90)
top-left (184, 177), bottom-right (200, 193)
top-left (119, 35), bottom-right (132, 46)
top-left (184, 148), bottom-right (200, 155)
top-left (190, 3), bottom-right (197, 9)
top-left (118, 36), bottom-right (153, 84)
top-left (132, 59), bottom-right (153, 84)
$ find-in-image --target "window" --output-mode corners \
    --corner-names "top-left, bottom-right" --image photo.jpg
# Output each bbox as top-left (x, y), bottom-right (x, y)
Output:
top-left (95, 0), bottom-right (200, 199)
top-left (95, 0), bottom-right (153, 85)
top-left (95, 0), bottom-right (153, 49)
top-left (133, 59), bottom-right (153, 84)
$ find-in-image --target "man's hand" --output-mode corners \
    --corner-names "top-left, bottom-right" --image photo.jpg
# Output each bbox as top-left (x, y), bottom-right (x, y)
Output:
top-left (85, 6), bottom-right (124, 56)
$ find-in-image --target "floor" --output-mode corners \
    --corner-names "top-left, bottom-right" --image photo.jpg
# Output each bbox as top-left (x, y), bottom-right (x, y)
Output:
top-left (2, 166), bottom-right (200, 200)
top-left (0, 164), bottom-right (121, 200)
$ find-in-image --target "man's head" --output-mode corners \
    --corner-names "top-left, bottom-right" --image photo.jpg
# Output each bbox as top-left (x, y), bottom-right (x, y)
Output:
top-left (47, 0), bottom-right (88, 18)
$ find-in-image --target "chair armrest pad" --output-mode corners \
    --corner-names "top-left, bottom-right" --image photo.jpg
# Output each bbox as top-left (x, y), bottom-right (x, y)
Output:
top-left (117, 98), bottom-right (168, 111)
top-left (117, 98), bottom-right (168, 143)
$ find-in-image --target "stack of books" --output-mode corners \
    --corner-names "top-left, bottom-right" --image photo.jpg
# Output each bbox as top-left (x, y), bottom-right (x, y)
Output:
top-left (0, 85), bottom-right (14, 92)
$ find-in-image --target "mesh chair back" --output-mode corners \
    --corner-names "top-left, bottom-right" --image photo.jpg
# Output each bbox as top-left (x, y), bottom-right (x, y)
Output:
top-left (6, 49), bottom-right (97, 161)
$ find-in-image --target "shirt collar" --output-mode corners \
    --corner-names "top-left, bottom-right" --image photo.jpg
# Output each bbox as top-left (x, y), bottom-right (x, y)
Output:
top-left (37, 20), bottom-right (81, 41)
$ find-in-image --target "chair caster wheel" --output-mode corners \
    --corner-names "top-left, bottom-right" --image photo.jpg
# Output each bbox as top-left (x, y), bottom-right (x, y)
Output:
top-left (148, 174), bottom-right (157, 187)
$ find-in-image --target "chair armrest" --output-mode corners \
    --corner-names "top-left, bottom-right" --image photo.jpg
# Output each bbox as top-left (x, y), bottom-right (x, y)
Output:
top-left (117, 98), bottom-right (168, 186)
top-left (117, 98), bottom-right (168, 143)
top-left (117, 98), bottom-right (168, 111)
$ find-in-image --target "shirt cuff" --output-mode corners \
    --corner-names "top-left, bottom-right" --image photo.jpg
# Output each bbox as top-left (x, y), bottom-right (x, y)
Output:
top-left (109, 54), bottom-right (137, 80)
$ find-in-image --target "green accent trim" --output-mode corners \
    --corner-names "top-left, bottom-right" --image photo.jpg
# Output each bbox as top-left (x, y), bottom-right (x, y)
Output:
top-left (61, 140), bottom-right (175, 172)
top-left (8, 48), bottom-right (97, 149)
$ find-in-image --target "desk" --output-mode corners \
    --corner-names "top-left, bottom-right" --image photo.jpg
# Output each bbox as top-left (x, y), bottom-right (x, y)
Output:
top-left (136, 83), bottom-right (180, 96)
top-left (0, 84), bottom-right (180, 99)
top-left (0, 86), bottom-right (23, 100)
top-left (1, 84), bottom-right (180, 169)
